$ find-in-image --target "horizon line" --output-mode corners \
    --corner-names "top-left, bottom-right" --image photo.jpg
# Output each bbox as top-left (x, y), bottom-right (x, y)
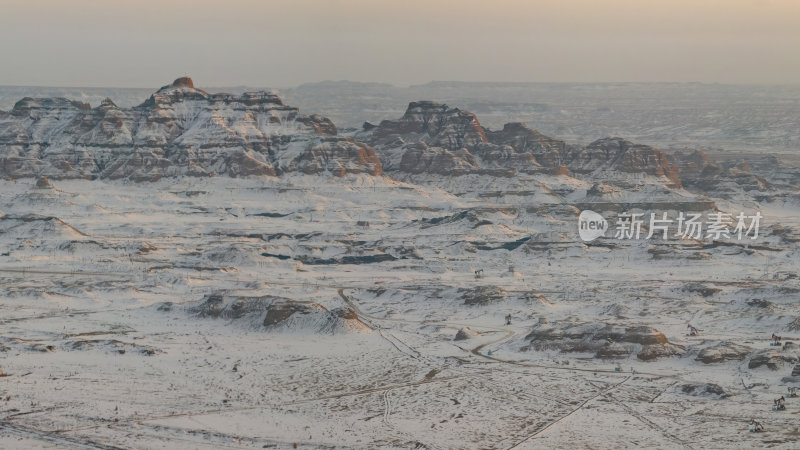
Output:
top-left (2, 79), bottom-right (800, 91)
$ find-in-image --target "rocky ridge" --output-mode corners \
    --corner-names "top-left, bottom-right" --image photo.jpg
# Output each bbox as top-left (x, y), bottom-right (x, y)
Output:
top-left (2, 83), bottom-right (797, 206)
top-left (360, 101), bottom-right (681, 183)
top-left (0, 77), bottom-right (382, 181)
top-left (359, 100), bottom-right (799, 204)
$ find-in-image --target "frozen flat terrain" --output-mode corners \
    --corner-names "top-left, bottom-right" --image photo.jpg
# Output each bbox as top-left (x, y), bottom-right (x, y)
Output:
top-left (1, 175), bottom-right (799, 449)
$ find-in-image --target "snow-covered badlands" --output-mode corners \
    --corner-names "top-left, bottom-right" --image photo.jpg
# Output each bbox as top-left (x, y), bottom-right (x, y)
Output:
top-left (1, 172), bottom-right (799, 449)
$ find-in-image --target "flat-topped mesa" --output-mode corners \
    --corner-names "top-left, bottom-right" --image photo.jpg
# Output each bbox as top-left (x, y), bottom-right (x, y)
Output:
top-left (0, 76), bottom-right (382, 181)
top-left (569, 137), bottom-right (682, 187)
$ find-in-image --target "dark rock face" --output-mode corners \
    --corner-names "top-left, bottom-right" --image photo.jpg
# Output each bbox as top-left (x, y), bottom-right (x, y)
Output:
top-left (680, 383), bottom-right (728, 398)
top-left (523, 322), bottom-right (681, 361)
top-left (191, 293), bottom-right (277, 320)
top-left (745, 299), bottom-right (774, 310)
top-left (67, 339), bottom-right (160, 356)
top-left (748, 349), bottom-right (799, 370)
top-left (262, 301), bottom-right (371, 334)
top-left (683, 283), bottom-right (721, 297)
top-left (0, 77), bottom-right (382, 180)
top-left (263, 301), bottom-right (326, 326)
top-left (695, 342), bottom-right (752, 364)
top-left (190, 293), bottom-right (370, 334)
top-left (34, 176), bottom-right (51, 188)
top-left (454, 326), bottom-right (478, 341)
top-left (460, 285), bottom-right (506, 306)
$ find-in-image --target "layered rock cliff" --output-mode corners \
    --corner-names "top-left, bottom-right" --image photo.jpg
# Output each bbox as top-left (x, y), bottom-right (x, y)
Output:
top-left (362, 101), bottom-right (680, 184)
top-left (0, 77), bottom-right (382, 181)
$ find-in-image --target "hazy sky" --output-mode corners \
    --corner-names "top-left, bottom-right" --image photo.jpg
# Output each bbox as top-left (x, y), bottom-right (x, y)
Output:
top-left (2, 0), bottom-right (799, 88)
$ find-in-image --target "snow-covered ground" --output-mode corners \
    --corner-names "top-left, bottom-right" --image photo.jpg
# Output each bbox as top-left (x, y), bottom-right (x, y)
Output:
top-left (0, 175), bottom-right (798, 449)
